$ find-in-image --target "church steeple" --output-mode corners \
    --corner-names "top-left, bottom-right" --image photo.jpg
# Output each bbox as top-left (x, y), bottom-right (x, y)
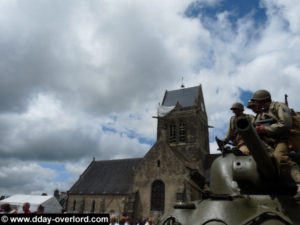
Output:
top-left (156, 85), bottom-right (209, 163)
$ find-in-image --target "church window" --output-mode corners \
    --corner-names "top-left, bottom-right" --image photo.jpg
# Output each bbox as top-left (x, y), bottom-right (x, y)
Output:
top-left (169, 123), bottom-right (176, 143)
top-left (73, 200), bottom-right (76, 212)
top-left (157, 160), bottom-right (160, 167)
top-left (100, 199), bottom-right (105, 212)
top-left (151, 180), bottom-right (165, 211)
top-left (91, 200), bottom-right (95, 213)
top-left (179, 121), bottom-right (186, 142)
top-left (79, 199), bottom-right (85, 213)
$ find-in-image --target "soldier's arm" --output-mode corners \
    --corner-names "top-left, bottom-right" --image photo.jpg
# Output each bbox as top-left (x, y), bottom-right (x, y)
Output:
top-left (224, 117), bottom-right (234, 142)
top-left (265, 103), bottom-right (292, 135)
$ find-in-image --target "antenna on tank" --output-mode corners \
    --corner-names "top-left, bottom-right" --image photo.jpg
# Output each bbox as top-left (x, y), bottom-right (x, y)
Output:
top-left (285, 94), bottom-right (288, 106)
top-left (181, 76), bottom-right (185, 88)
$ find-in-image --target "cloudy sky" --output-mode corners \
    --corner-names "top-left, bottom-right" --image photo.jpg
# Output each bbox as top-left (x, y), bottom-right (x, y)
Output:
top-left (0, 0), bottom-right (299, 196)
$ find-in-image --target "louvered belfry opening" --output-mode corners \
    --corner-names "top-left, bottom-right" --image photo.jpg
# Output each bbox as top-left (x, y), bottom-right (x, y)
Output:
top-left (179, 120), bottom-right (186, 142)
top-left (169, 122), bottom-right (176, 143)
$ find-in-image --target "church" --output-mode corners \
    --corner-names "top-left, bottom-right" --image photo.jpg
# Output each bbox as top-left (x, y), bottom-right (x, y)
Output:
top-left (66, 84), bottom-right (212, 220)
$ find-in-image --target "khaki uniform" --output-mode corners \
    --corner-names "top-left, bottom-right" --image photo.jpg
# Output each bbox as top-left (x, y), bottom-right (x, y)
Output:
top-left (255, 101), bottom-right (295, 169)
top-left (224, 114), bottom-right (255, 155)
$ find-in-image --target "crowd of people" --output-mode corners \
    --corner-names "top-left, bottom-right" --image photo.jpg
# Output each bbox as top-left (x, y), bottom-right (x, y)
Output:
top-left (0, 202), bottom-right (44, 214)
top-left (1, 202), bottom-right (156, 224)
top-left (109, 215), bottom-right (155, 225)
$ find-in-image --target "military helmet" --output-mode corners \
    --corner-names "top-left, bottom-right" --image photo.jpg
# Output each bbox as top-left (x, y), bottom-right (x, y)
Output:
top-left (251, 90), bottom-right (271, 101)
top-left (230, 102), bottom-right (244, 111)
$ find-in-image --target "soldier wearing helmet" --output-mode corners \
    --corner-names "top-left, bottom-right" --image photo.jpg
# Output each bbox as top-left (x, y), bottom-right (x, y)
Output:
top-left (252, 89), bottom-right (300, 200)
top-left (223, 102), bottom-right (254, 155)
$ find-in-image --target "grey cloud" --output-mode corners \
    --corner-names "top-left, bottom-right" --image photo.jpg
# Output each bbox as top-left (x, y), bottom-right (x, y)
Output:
top-left (0, 111), bottom-right (150, 163)
top-left (0, 1), bottom-right (75, 113)
top-left (0, 1), bottom-right (184, 116)
top-left (1, 131), bottom-right (99, 161)
top-left (0, 158), bottom-right (65, 195)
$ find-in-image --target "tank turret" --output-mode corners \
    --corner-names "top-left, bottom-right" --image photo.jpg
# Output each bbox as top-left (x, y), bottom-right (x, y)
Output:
top-left (158, 117), bottom-right (300, 225)
top-left (235, 116), bottom-right (277, 179)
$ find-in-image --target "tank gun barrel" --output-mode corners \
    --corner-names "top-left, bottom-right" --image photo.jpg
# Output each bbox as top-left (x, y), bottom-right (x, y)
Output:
top-left (235, 116), bottom-right (277, 180)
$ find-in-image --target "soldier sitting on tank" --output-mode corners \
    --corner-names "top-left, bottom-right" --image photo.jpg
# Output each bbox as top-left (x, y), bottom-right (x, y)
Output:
top-left (252, 89), bottom-right (300, 200)
top-left (222, 102), bottom-right (255, 155)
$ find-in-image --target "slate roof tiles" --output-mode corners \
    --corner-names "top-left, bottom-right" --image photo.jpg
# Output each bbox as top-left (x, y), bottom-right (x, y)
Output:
top-left (69, 158), bottom-right (142, 195)
top-left (162, 86), bottom-right (200, 107)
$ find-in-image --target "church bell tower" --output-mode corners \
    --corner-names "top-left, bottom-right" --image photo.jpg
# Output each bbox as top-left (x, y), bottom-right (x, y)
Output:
top-left (156, 85), bottom-right (209, 170)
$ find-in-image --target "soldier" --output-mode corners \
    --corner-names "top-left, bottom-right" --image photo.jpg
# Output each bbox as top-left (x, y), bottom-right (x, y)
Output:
top-left (251, 89), bottom-right (300, 200)
top-left (223, 102), bottom-right (255, 155)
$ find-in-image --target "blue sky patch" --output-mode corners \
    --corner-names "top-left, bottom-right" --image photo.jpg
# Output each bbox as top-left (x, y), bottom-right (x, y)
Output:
top-left (39, 163), bottom-right (71, 182)
top-left (102, 125), bottom-right (117, 133)
top-left (138, 136), bottom-right (155, 146)
top-left (109, 114), bottom-right (118, 122)
top-left (123, 129), bottom-right (155, 146)
top-left (239, 89), bottom-right (253, 106)
top-left (185, 0), bottom-right (267, 29)
top-left (129, 114), bottom-right (142, 120)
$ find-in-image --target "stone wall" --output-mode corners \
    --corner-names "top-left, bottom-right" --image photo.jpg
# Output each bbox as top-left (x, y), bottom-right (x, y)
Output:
top-left (133, 141), bottom-right (187, 221)
top-left (157, 106), bottom-right (209, 170)
top-left (66, 194), bottom-right (128, 216)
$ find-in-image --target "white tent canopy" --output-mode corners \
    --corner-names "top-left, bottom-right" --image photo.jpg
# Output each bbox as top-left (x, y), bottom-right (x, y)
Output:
top-left (0, 194), bottom-right (62, 213)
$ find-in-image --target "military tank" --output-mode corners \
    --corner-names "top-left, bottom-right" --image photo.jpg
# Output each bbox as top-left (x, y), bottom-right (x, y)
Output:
top-left (158, 117), bottom-right (300, 225)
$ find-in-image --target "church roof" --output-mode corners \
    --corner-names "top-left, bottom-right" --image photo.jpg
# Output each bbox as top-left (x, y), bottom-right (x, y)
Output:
top-left (162, 86), bottom-right (200, 107)
top-left (68, 158), bottom-right (142, 195)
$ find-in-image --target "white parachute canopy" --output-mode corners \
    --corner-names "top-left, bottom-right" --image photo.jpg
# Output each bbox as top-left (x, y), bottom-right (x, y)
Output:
top-left (0, 194), bottom-right (62, 213)
top-left (157, 104), bottom-right (175, 117)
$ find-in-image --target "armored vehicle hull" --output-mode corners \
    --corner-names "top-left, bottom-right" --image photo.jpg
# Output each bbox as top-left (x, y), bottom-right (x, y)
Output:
top-left (158, 117), bottom-right (300, 225)
top-left (159, 154), bottom-right (300, 225)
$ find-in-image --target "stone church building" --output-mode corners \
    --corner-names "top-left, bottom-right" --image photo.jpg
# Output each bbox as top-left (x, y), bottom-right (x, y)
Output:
top-left (66, 85), bottom-right (210, 220)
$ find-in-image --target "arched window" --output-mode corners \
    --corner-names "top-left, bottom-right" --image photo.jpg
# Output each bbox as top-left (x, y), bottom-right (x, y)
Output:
top-left (179, 121), bottom-right (186, 142)
top-left (73, 200), bottom-right (76, 212)
top-left (169, 123), bottom-right (176, 143)
top-left (91, 200), bottom-right (95, 213)
top-left (151, 180), bottom-right (165, 211)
